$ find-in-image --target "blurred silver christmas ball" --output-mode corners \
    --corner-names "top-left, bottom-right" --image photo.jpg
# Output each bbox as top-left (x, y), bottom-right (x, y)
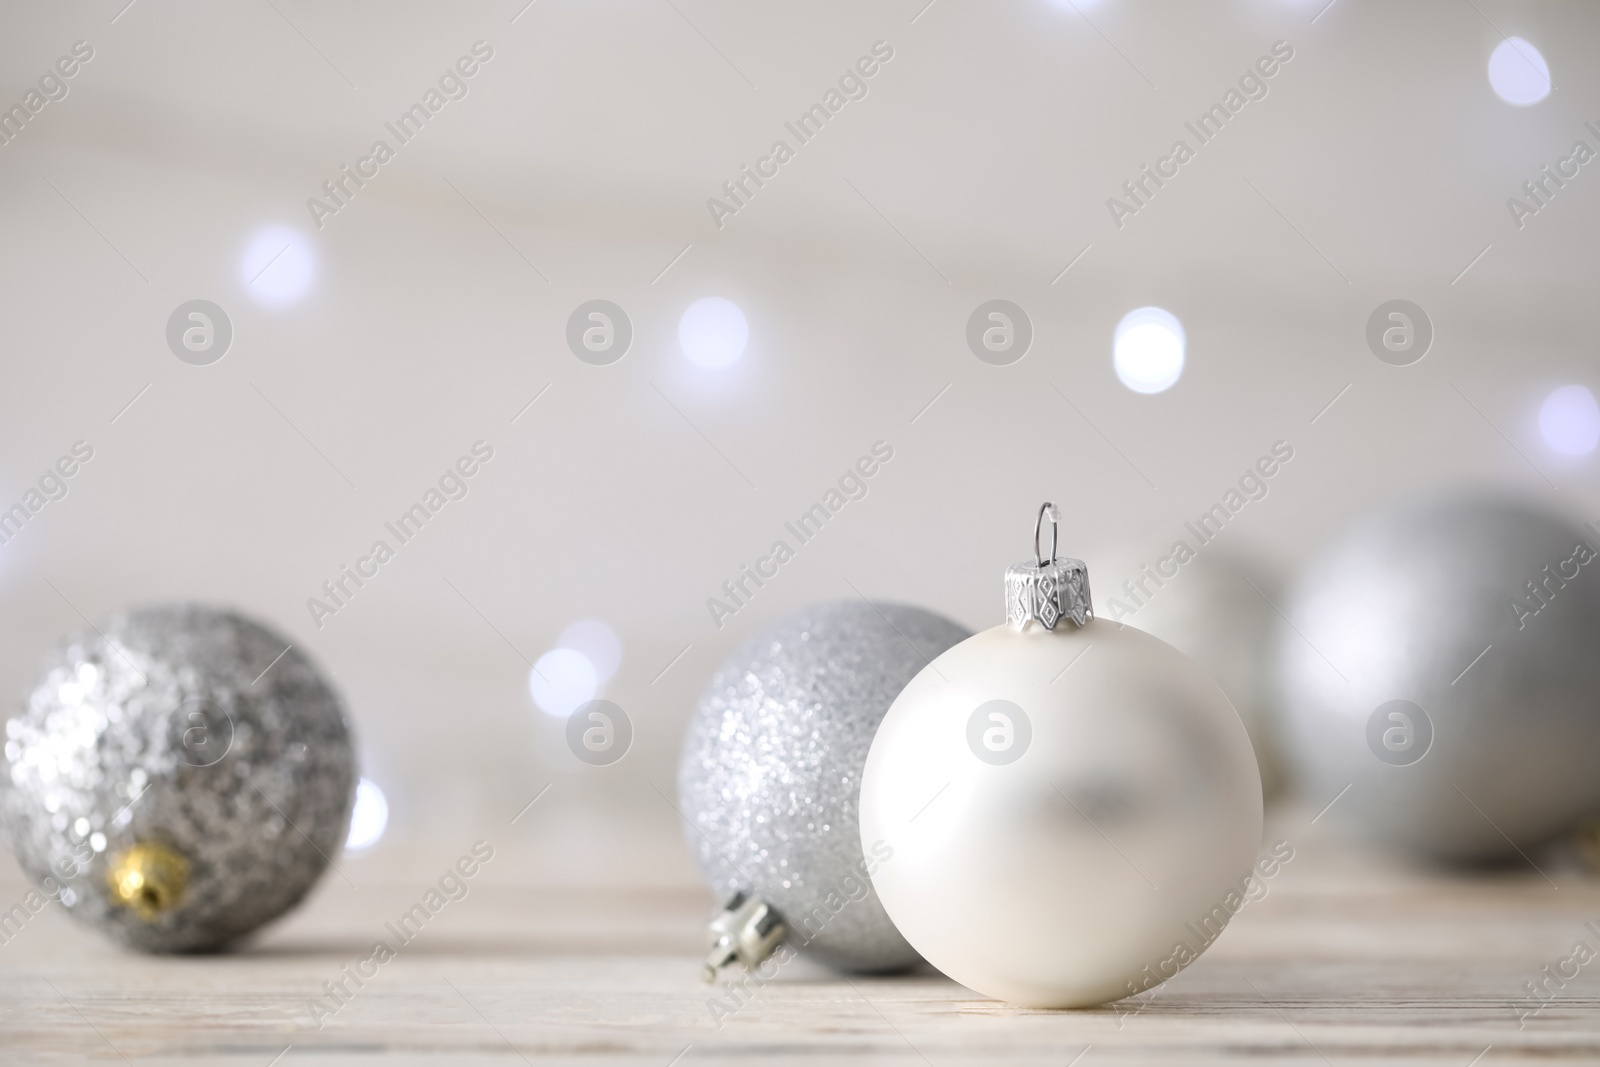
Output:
top-left (679, 600), bottom-right (970, 975)
top-left (1121, 552), bottom-right (1285, 796)
top-left (1, 605), bottom-right (355, 951)
top-left (1277, 492), bottom-right (1600, 862)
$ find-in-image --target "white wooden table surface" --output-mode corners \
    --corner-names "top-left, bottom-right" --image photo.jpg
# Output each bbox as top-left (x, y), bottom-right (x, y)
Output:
top-left (2, 806), bottom-right (1598, 1065)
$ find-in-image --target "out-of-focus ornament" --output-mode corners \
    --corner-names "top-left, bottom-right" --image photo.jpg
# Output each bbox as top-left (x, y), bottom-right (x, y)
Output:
top-left (679, 599), bottom-right (970, 978)
top-left (1121, 552), bottom-right (1285, 796)
top-left (860, 505), bottom-right (1263, 1008)
top-left (1570, 817), bottom-right (1600, 872)
top-left (1, 605), bottom-right (355, 952)
top-left (1276, 491), bottom-right (1600, 862)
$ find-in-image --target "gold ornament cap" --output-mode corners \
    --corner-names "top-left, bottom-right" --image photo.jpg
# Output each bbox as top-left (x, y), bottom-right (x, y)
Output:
top-left (108, 841), bottom-right (189, 921)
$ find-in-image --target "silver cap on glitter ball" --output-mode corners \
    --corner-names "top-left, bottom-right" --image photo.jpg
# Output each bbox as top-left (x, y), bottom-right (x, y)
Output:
top-left (1004, 502), bottom-right (1092, 631)
top-left (702, 891), bottom-right (788, 982)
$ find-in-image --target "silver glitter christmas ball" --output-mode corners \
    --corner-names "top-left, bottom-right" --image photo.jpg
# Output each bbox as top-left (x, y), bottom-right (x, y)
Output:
top-left (679, 600), bottom-right (970, 974)
top-left (1, 605), bottom-right (356, 952)
top-left (1276, 492), bottom-right (1600, 862)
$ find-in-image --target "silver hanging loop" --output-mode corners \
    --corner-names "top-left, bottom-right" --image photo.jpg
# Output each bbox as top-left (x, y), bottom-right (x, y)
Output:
top-left (1006, 503), bottom-right (1092, 631)
top-left (1034, 502), bottom-right (1060, 567)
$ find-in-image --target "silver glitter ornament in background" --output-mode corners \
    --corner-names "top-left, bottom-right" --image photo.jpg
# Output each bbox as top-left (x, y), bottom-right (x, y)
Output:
top-left (679, 600), bottom-right (970, 977)
top-left (1, 605), bottom-right (356, 952)
top-left (1277, 492), bottom-right (1600, 862)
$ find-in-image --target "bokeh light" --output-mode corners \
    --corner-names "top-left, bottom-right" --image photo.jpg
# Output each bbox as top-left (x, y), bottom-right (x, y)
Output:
top-left (529, 647), bottom-right (599, 718)
top-left (345, 778), bottom-right (389, 851)
top-left (679, 297), bottom-right (749, 368)
top-left (1488, 37), bottom-right (1551, 107)
top-left (1539, 384), bottom-right (1600, 455)
top-left (1113, 307), bottom-right (1185, 394)
top-left (558, 620), bottom-right (621, 683)
top-left (240, 224), bottom-right (316, 306)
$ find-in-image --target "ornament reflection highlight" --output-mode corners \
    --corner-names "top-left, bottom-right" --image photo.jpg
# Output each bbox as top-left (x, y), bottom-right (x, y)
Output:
top-left (1539, 385), bottom-right (1600, 456)
top-left (346, 778), bottom-right (389, 851)
top-left (1114, 307), bottom-right (1185, 394)
top-left (679, 297), bottom-right (749, 368)
top-left (1488, 37), bottom-right (1551, 107)
top-left (529, 647), bottom-right (599, 718)
top-left (240, 225), bottom-right (315, 307)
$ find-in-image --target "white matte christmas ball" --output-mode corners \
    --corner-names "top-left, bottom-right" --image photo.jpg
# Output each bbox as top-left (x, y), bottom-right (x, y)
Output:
top-left (860, 615), bottom-right (1262, 1008)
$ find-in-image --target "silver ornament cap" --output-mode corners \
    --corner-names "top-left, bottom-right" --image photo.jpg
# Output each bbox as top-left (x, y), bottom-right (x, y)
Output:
top-left (702, 890), bottom-right (787, 982)
top-left (1005, 503), bottom-right (1092, 630)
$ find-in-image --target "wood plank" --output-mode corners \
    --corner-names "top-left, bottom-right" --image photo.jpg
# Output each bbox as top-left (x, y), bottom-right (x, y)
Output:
top-left (1, 807), bottom-right (1597, 1063)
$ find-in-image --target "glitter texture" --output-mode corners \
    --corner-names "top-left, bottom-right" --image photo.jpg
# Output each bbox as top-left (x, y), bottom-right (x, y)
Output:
top-left (678, 600), bottom-right (970, 973)
top-left (1, 605), bottom-right (355, 952)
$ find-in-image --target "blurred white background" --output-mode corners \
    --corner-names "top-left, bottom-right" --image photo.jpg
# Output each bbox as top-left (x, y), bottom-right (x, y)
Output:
top-left (0, 0), bottom-right (1596, 887)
